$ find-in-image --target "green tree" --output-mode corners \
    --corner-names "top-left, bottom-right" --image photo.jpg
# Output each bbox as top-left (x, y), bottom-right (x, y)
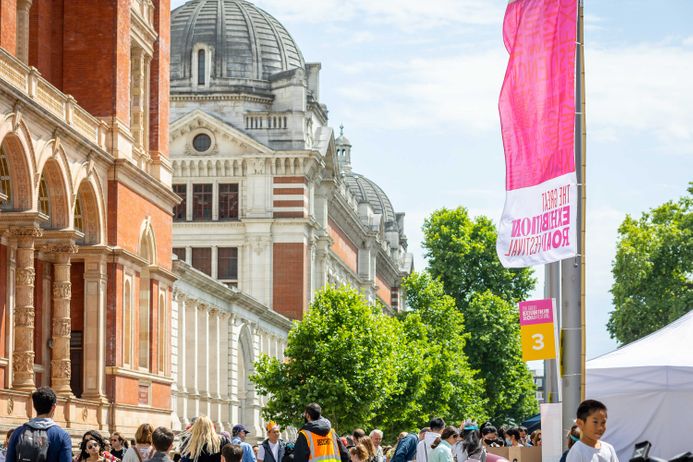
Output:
top-left (401, 272), bottom-right (488, 424)
top-left (422, 207), bottom-right (538, 423)
top-left (607, 183), bottom-right (693, 345)
top-left (465, 292), bottom-right (538, 422)
top-left (422, 207), bottom-right (535, 307)
top-left (251, 286), bottom-right (399, 432)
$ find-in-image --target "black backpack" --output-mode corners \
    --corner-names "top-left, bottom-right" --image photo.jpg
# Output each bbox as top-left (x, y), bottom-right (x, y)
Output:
top-left (15, 426), bottom-right (50, 462)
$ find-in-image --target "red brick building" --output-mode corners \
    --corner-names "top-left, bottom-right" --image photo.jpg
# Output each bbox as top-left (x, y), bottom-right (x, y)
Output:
top-left (0, 0), bottom-right (178, 436)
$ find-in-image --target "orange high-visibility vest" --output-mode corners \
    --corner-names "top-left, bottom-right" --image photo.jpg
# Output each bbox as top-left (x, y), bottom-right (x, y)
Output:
top-left (300, 429), bottom-right (341, 462)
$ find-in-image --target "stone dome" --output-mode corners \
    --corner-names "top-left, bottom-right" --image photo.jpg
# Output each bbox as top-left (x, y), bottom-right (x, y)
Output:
top-left (171, 0), bottom-right (305, 88)
top-left (344, 173), bottom-right (398, 230)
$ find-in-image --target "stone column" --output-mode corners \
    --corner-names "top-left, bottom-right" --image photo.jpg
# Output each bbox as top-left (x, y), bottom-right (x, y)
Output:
top-left (16, 0), bottom-right (33, 64)
top-left (49, 244), bottom-right (78, 396)
top-left (82, 253), bottom-right (108, 400)
top-left (11, 227), bottom-right (41, 390)
top-left (186, 299), bottom-right (199, 419)
top-left (177, 294), bottom-right (189, 426)
top-left (200, 305), bottom-right (210, 417)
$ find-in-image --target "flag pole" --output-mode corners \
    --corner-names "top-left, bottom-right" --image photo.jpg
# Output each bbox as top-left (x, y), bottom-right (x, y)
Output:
top-left (561, 0), bottom-right (586, 444)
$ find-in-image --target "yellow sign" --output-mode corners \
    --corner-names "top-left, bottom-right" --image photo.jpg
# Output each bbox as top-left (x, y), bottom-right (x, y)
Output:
top-left (519, 299), bottom-right (557, 362)
top-left (520, 321), bottom-right (556, 361)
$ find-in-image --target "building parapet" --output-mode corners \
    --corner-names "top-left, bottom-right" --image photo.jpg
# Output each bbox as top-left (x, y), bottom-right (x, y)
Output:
top-left (0, 48), bottom-right (108, 151)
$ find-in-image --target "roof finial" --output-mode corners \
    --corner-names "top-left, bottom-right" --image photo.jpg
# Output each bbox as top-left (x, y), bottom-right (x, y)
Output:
top-left (339, 123), bottom-right (344, 137)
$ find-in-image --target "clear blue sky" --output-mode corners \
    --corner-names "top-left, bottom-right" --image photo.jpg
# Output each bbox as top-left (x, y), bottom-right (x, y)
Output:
top-left (171, 0), bottom-right (693, 359)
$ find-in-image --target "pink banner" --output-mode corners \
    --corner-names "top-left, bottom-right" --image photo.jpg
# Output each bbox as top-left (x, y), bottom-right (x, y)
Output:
top-left (496, 0), bottom-right (578, 268)
top-left (519, 299), bottom-right (554, 326)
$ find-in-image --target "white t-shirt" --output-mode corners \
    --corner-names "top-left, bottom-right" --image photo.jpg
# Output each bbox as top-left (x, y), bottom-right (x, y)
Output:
top-left (258, 441), bottom-right (280, 462)
top-left (566, 441), bottom-right (619, 462)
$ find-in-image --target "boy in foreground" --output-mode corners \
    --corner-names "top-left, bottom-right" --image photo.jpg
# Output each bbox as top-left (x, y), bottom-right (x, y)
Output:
top-left (567, 400), bottom-right (619, 462)
top-left (145, 427), bottom-right (175, 462)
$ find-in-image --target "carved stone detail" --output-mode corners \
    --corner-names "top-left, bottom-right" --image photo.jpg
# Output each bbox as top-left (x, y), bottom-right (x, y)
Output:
top-left (12, 351), bottom-right (34, 374)
top-left (53, 318), bottom-right (71, 337)
top-left (44, 244), bottom-right (79, 255)
top-left (9, 227), bottom-right (42, 239)
top-left (52, 281), bottom-right (72, 299)
top-left (7, 397), bottom-right (14, 415)
top-left (15, 307), bottom-right (35, 328)
top-left (16, 268), bottom-right (35, 286)
top-left (51, 359), bottom-right (72, 379)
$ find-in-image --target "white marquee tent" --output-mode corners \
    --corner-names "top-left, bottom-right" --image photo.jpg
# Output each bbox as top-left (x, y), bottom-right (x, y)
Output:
top-left (586, 310), bottom-right (693, 462)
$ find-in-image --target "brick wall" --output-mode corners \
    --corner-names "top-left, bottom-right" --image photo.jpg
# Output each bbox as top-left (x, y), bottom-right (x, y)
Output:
top-left (0, 0), bottom-right (17, 56)
top-left (328, 218), bottom-right (358, 274)
top-left (272, 243), bottom-right (306, 320)
top-left (108, 181), bottom-right (173, 270)
top-left (149, 0), bottom-right (170, 160)
top-left (29, 0), bottom-right (63, 87)
top-left (62, 0), bottom-right (130, 123)
top-left (376, 273), bottom-right (392, 307)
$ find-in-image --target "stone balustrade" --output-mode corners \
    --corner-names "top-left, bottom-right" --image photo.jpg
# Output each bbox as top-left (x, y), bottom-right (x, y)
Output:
top-left (0, 48), bottom-right (108, 150)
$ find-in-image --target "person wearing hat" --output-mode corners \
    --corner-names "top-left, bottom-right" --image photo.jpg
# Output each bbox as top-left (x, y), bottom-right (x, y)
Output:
top-left (232, 425), bottom-right (257, 462)
top-left (258, 422), bottom-right (287, 462)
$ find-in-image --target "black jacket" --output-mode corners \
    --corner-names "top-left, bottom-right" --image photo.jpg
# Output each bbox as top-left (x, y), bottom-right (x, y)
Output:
top-left (293, 418), bottom-right (348, 462)
top-left (260, 439), bottom-right (287, 462)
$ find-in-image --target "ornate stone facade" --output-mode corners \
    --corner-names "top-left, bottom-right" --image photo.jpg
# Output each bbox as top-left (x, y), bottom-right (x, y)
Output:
top-left (170, 0), bottom-right (413, 437)
top-left (0, 0), bottom-right (177, 438)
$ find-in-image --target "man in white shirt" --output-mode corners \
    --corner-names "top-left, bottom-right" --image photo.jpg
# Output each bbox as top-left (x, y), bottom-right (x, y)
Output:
top-left (370, 430), bottom-right (384, 462)
top-left (416, 418), bottom-right (445, 462)
top-left (258, 422), bottom-right (284, 462)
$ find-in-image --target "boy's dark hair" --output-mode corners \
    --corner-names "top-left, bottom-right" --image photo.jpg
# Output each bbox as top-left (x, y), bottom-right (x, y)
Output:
top-left (576, 399), bottom-right (607, 421)
top-left (481, 425), bottom-right (497, 437)
top-left (152, 427), bottom-right (175, 452)
top-left (352, 429), bottom-right (366, 439)
top-left (222, 443), bottom-right (244, 462)
top-left (32, 387), bottom-right (57, 414)
top-left (429, 418), bottom-right (445, 432)
top-left (305, 403), bottom-right (322, 420)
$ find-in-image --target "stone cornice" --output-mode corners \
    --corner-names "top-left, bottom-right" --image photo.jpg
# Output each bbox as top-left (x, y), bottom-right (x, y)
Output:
top-left (105, 366), bottom-right (174, 385)
top-left (170, 93), bottom-right (273, 104)
top-left (110, 158), bottom-right (180, 212)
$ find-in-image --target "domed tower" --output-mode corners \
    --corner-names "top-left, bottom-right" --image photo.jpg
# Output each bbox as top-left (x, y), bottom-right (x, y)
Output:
top-left (170, 0), bottom-right (327, 151)
top-left (335, 124), bottom-right (352, 173)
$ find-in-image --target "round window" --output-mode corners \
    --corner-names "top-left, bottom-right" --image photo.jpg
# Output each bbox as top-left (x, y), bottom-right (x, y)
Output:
top-left (192, 133), bottom-right (212, 152)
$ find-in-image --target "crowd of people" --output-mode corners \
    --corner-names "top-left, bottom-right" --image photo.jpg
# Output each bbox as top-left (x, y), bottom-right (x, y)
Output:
top-left (0, 388), bottom-right (615, 462)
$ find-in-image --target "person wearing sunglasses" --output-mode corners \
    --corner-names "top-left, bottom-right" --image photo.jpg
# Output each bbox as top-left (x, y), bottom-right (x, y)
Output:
top-left (109, 433), bottom-right (128, 460)
top-left (75, 431), bottom-right (110, 462)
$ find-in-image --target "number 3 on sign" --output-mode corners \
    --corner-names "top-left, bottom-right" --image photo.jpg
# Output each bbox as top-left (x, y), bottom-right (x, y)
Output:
top-left (521, 323), bottom-right (556, 361)
top-left (531, 333), bottom-right (545, 350)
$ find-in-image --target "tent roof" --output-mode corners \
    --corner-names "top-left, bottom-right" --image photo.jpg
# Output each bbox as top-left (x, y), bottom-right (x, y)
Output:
top-left (587, 310), bottom-right (693, 370)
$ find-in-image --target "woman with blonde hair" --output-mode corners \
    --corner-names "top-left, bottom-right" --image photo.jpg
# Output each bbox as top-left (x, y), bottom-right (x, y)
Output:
top-left (123, 424), bottom-right (154, 462)
top-left (180, 415), bottom-right (231, 462)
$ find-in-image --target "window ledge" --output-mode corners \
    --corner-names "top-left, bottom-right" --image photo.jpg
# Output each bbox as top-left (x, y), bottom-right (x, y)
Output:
top-left (105, 366), bottom-right (174, 384)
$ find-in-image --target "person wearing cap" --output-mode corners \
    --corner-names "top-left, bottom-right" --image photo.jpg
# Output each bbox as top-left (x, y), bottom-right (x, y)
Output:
top-left (293, 403), bottom-right (349, 462)
top-left (232, 425), bottom-right (257, 462)
top-left (258, 422), bottom-right (286, 462)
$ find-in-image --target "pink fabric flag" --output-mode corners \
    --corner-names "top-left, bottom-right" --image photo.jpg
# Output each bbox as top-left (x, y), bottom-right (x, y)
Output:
top-left (496, 0), bottom-right (578, 268)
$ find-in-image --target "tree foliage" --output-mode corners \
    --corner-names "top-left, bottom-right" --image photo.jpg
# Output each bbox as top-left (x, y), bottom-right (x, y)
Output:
top-left (252, 280), bottom-right (487, 436)
top-left (464, 292), bottom-right (539, 422)
top-left (400, 273), bottom-right (488, 424)
top-left (422, 207), bottom-right (538, 423)
top-left (251, 286), bottom-right (399, 432)
top-left (607, 183), bottom-right (693, 345)
top-left (422, 208), bottom-right (535, 306)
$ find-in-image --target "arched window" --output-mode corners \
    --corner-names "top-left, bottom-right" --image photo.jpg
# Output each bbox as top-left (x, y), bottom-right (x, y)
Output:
top-left (138, 278), bottom-right (150, 370)
top-left (0, 146), bottom-right (12, 209)
top-left (123, 281), bottom-right (132, 366)
top-left (38, 176), bottom-right (50, 217)
top-left (74, 195), bottom-right (83, 233)
top-left (198, 49), bottom-right (206, 85)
